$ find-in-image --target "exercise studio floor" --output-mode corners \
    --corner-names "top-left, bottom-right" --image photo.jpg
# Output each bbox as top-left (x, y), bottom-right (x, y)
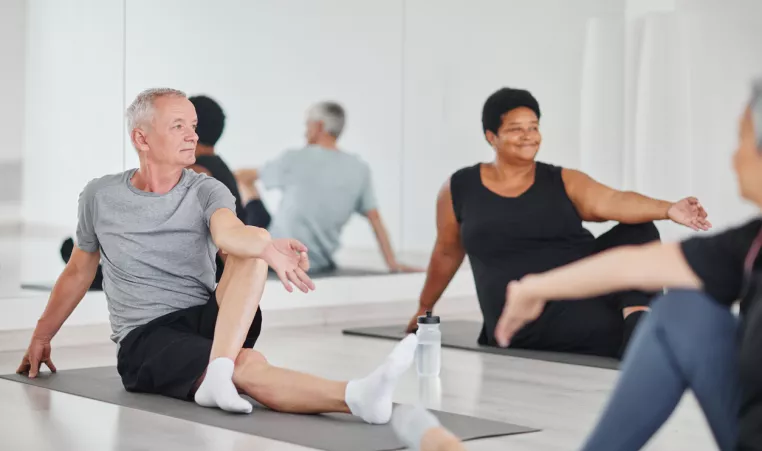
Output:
top-left (0, 230), bottom-right (714, 451)
top-left (0, 324), bottom-right (713, 451)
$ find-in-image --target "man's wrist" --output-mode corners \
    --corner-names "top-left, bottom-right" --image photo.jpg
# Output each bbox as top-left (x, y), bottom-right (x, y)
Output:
top-left (250, 227), bottom-right (273, 258)
top-left (33, 319), bottom-right (55, 342)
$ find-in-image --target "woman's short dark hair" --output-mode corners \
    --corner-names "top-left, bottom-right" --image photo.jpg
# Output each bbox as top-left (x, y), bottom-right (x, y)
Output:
top-left (482, 88), bottom-right (541, 137)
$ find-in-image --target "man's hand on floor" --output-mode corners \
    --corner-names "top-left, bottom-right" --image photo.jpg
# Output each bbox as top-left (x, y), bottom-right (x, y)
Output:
top-left (17, 335), bottom-right (57, 378)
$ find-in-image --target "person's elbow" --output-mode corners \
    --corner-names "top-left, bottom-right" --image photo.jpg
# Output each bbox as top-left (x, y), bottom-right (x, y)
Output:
top-left (250, 225), bottom-right (271, 242)
top-left (583, 192), bottom-right (619, 222)
top-left (365, 208), bottom-right (380, 221)
top-left (217, 224), bottom-right (271, 253)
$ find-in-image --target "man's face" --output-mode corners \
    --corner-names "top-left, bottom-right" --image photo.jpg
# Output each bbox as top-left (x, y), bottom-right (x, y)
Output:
top-left (134, 96), bottom-right (198, 167)
top-left (305, 119), bottom-right (322, 145)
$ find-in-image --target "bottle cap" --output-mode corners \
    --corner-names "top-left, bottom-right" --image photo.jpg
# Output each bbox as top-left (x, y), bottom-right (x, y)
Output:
top-left (417, 310), bottom-right (440, 324)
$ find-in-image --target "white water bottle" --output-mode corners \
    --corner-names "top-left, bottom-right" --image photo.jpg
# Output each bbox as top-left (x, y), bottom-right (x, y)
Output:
top-left (416, 311), bottom-right (441, 377)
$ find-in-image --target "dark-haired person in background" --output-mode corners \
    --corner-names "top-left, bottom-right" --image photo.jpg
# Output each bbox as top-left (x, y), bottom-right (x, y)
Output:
top-left (186, 95), bottom-right (246, 223)
top-left (60, 94), bottom-right (241, 285)
top-left (184, 95), bottom-right (248, 281)
top-left (235, 101), bottom-right (420, 274)
top-left (406, 87), bottom-right (712, 358)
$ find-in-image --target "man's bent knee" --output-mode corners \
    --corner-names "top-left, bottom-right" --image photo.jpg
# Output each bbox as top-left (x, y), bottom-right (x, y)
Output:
top-left (233, 349), bottom-right (269, 385)
top-left (235, 348), bottom-right (268, 372)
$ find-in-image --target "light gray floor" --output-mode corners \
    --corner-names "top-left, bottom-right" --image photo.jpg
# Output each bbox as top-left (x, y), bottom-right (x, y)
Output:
top-left (0, 323), bottom-right (716, 451)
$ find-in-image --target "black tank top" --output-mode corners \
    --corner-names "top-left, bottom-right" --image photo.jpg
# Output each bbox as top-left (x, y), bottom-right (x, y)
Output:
top-left (195, 155), bottom-right (246, 222)
top-left (451, 162), bottom-right (596, 343)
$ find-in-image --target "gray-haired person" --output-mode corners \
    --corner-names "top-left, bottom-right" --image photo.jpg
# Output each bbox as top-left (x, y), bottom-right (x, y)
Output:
top-left (235, 102), bottom-right (420, 273)
top-left (17, 88), bottom-right (419, 422)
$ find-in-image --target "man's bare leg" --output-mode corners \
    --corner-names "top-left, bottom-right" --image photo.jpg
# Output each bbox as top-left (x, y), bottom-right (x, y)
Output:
top-left (232, 348), bottom-right (349, 414)
top-left (232, 335), bottom-right (419, 423)
top-left (392, 406), bottom-right (467, 451)
top-left (212, 254), bottom-right (267, 359)
top-left (195, 254), bottom-right (419, 422)
top-left (194, 255), bottom-right (268, 413)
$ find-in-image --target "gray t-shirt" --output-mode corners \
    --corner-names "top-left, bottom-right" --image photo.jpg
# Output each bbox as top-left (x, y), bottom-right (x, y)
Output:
top-left (259, 145), bottom-right (377, 270)
top-left (76, 168), bottom-right (236, 343)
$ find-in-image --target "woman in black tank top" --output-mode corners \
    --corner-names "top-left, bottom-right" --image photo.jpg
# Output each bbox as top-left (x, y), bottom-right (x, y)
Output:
top-left (409, 88), bottom-right (711, 358)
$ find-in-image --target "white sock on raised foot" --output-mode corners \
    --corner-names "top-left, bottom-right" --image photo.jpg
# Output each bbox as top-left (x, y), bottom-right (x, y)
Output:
top-left (391, 405), bottom-right (442, 451)
top-left (194, 357), bottom-right (252, 414)
top-left (345, 334), bottom-right (418, 424)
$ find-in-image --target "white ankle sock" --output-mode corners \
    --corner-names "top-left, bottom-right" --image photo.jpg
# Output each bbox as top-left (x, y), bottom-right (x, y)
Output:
top-left (392, 405), bottom-right (442, 451)
top-left (194, 357), bottom-right (252, 414)
top-left (345, 334), bottom-right (418, 424)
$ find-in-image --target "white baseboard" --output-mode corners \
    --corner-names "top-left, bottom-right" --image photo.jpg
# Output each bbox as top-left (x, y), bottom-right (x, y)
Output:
top-left (0, 294), bottom-right (480, 352)
top-left (0, 268), bottom-right (479, 350)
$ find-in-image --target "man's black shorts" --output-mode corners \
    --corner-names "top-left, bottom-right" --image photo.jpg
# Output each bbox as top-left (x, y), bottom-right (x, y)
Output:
top-left (116, 291), bottom-right (263, 400)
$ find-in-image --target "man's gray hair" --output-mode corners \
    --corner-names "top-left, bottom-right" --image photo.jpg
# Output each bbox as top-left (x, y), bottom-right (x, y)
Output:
top-left (307, 102), bottom-right (346, 138)
top-left (126, 87), bottom-right (187, 131)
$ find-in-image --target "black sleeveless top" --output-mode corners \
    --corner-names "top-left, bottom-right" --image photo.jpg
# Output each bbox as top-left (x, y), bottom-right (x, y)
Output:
top-left (195, 154), bottom-right (246, 222)
top-left (451, 162), bottom-right (596, 343)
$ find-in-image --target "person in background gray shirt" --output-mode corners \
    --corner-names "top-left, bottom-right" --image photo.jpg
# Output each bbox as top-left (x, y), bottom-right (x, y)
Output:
top-left (16, 88), bottom-right (419, 423)
top-left (235, 102), bottom-right (421, 273)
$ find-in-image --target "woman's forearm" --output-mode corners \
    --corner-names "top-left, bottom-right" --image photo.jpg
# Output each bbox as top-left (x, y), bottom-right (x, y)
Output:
top-left (601, 191), bottom-right (672, 224)
top-left (419, 245), bottom-right (465, 310)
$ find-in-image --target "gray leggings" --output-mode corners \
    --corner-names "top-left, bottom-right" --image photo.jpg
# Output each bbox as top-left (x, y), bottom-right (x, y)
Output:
top-left (581, 289), bottom-right (742, 451)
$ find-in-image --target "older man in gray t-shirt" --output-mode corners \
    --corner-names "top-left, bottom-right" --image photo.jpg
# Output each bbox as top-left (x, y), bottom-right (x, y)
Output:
top-left (17, 88), bottom-right (417, 423)
top-left (75, 168), bottom-right (236, 343)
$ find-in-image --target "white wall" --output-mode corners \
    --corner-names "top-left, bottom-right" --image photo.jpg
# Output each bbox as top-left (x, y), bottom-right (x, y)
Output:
top-left (624, 0), bottom-right (762, 241)
top-left (123, 0), bottom-right (404, 250)
top-left (22, 0), bottom-right (125, 230)
top-left (400, 0), bottom-right (626, 250)
top-left (19, 0), bottom-right (762, 248)
top-left (0, 0), bottom-right (26, 164)
top-left (0, 0), bottom-right (27, 218)
top-left (122, 0), bottom-right (626, 254)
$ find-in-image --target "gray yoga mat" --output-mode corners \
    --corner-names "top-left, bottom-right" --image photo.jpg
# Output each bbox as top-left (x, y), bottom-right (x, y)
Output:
top-left (0, 366), bottom-right (536, 451)
top-left (21, 267), bottom-right (393, 292)
top-left (343, 320), bottom-right (620, 370)
top-left (300, 267), bottom-right (393, 279)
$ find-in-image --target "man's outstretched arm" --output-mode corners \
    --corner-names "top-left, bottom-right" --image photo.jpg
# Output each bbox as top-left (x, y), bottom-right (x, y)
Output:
top-left (18, 245), bottom-right (101, 377)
